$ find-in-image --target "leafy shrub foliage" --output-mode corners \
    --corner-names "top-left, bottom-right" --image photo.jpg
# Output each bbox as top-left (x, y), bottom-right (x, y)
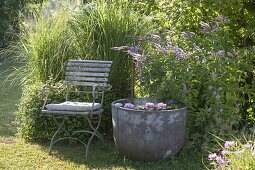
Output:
top-left (121, 8), bottom-right (254, 149)
top-left (113, 0), bottom-right (254, 149)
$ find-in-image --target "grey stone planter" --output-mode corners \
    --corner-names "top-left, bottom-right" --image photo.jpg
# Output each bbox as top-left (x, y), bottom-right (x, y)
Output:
top-left (111, 98), bottom-right (187, 161)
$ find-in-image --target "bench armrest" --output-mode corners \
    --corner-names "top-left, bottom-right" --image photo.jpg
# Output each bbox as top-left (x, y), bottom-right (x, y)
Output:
top-left (41, 83), bottom-right (64, 109)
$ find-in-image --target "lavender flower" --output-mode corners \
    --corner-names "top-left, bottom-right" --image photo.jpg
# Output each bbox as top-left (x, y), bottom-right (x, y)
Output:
top-left (154, 43), bottom-right (168, 53)
top-left (217, 50), bottom-right (225, 56)
top-left (224, 141), bottom-right (236, 149)
top-left (165, 30), bottom-right (174, 34)
top-left (182, 84), bottom-right (188, 93)
top-left (167, 40), bottom-right (173, 47)
top-left (200, 21), bottom-right (211, 34)
top-left (243, 144), bottom-right (252, 150)
top-left (208, 86), bottom-right (214, 90)
top-left (213, 15), bottom-right (230, 24)
top-left (208, 153), bottom-right (217, 160)
top-left (156, 103), bottom-right (167, 110)
top-left (215, 156), bottom-right (226, 165)
top-left (221, 150), bottom-right (228, 155)
top-left (129, 46), bottom-right (139, 53)
top-left (145, 102), bottom-right (155, 111)
top-left (216, 94), bottom-right (221, 101)
top-left (219, 108), bottom-right (223, 113)
top-left (180, 31), bottom-right (189, 38)
top-left (193, 43), bottom-right (202, 53)
top-left (146, 34), bottom-right (160, 41)
top-left (172, 46), bottom-right (186, 59)
top-left (211, 72), bottom-right (217, 79)
top-left (234, 149), bottom-right (244, 155)
top-left (124, 103), bottom-right (135, 109)
top-left (200, 21), bottom-right (210, 29)
top-left (218, 87), bottom-right (223, 91)
top-left (208, 108), bottom-right (211, 112)
top-left (210, 25), bottom-right (219, 33)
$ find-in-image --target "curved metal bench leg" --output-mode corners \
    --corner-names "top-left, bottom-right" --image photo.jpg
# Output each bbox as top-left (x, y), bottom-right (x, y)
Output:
top-left (87, 114), bottom-right (105, 146)
top-left (48, 118), bottom-right (65, 155)
top-left (48, 113), bottom-right (104, 158)
top-left (85, 113), bottom-right (102, 158)
top-left (53, 117), bottom-right (72, 144)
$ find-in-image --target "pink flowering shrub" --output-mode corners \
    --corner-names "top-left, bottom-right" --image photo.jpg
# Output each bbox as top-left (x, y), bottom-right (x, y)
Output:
top-left (208, 139), bottom-right (255, 169)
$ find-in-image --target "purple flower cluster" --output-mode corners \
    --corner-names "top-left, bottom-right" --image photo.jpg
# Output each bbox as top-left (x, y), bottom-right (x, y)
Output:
top-left (224, 141), bottom-right (236, 149)
top-left (208, 85), bottom-right (222, 101)
top-left (172, 46), bottom-right (187, 59)
top-left (200, 15), bottom-right (229, 34)
top-left (208, 140), bottom-right (255, 169)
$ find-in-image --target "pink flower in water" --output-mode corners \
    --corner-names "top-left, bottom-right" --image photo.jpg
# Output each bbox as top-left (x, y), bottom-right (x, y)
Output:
top-left (224, 141), bottom-right (236, 149)
top-left (124, 103), bottom-right (135, 109)
top-left (157, 102), bottom-right (167, 110)
top-left (145, 102), bottom-right (155, 111)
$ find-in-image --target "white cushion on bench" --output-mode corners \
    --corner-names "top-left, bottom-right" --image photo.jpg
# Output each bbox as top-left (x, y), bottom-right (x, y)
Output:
top-left (45, 101), bottom-right (101, 112)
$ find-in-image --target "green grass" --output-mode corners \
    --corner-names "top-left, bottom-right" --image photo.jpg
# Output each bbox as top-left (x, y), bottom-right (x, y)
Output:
top-left (0, 60), bottom-right (21, 136)
top-left (0, 139), bottom-right (206, 170)
top-left (0, 61), bottom-right (207, 169)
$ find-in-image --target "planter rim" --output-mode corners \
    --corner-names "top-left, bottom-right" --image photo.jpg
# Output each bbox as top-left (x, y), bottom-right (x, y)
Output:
top-left (112, 98), bottom-right (187, 113)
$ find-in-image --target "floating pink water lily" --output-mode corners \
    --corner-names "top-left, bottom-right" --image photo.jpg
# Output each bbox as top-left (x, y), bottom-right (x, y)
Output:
top-left (123, 102), bottom-right (168, 111)
top-left (124, 103), bottom-right (135, 109)
top-left (145, 102), bottom-right (155, 111)
top-left (157, 102), bottom-right (167, 110)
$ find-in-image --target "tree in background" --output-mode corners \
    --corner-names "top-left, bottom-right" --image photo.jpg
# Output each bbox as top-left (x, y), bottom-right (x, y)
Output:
top-left (0, 0), bottom-right (43, 47)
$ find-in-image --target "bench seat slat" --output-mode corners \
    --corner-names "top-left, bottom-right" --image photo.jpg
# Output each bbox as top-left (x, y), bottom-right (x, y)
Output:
top-left (65, 76), bottom-right (108, 82)
top-left (63, 81), bottom-right (109, 87)
top-left (67, 62), bottom-right (112, 68)
top-left (66, 67), bottom-right (110, 72)
top-left (65, 72), bottom-right (109, 77)
top-left (69, 60), bottom-right (113, 64)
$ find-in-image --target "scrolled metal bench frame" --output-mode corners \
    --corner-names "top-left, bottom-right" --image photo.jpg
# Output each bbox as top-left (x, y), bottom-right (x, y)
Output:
top-left (41, 60), bottom-right (112, 158)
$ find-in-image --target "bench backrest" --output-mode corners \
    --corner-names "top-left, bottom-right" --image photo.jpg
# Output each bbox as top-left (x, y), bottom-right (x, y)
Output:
top-left (63, 60), bottom-right (112, 87)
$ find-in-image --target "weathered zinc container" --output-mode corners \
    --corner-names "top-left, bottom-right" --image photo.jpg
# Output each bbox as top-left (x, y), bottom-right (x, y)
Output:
top-left (112, 98), bottom-right (187, 161)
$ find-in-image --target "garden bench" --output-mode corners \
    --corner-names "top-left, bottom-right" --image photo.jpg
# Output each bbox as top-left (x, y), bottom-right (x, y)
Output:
top-left (41, 60), bottom-right (112, 158)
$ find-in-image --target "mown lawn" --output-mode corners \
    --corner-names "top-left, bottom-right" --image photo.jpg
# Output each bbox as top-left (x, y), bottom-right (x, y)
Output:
top-left (0, 60), bottom-right (21, 136)
top-left (0, 60), bottom-right (208, 170)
